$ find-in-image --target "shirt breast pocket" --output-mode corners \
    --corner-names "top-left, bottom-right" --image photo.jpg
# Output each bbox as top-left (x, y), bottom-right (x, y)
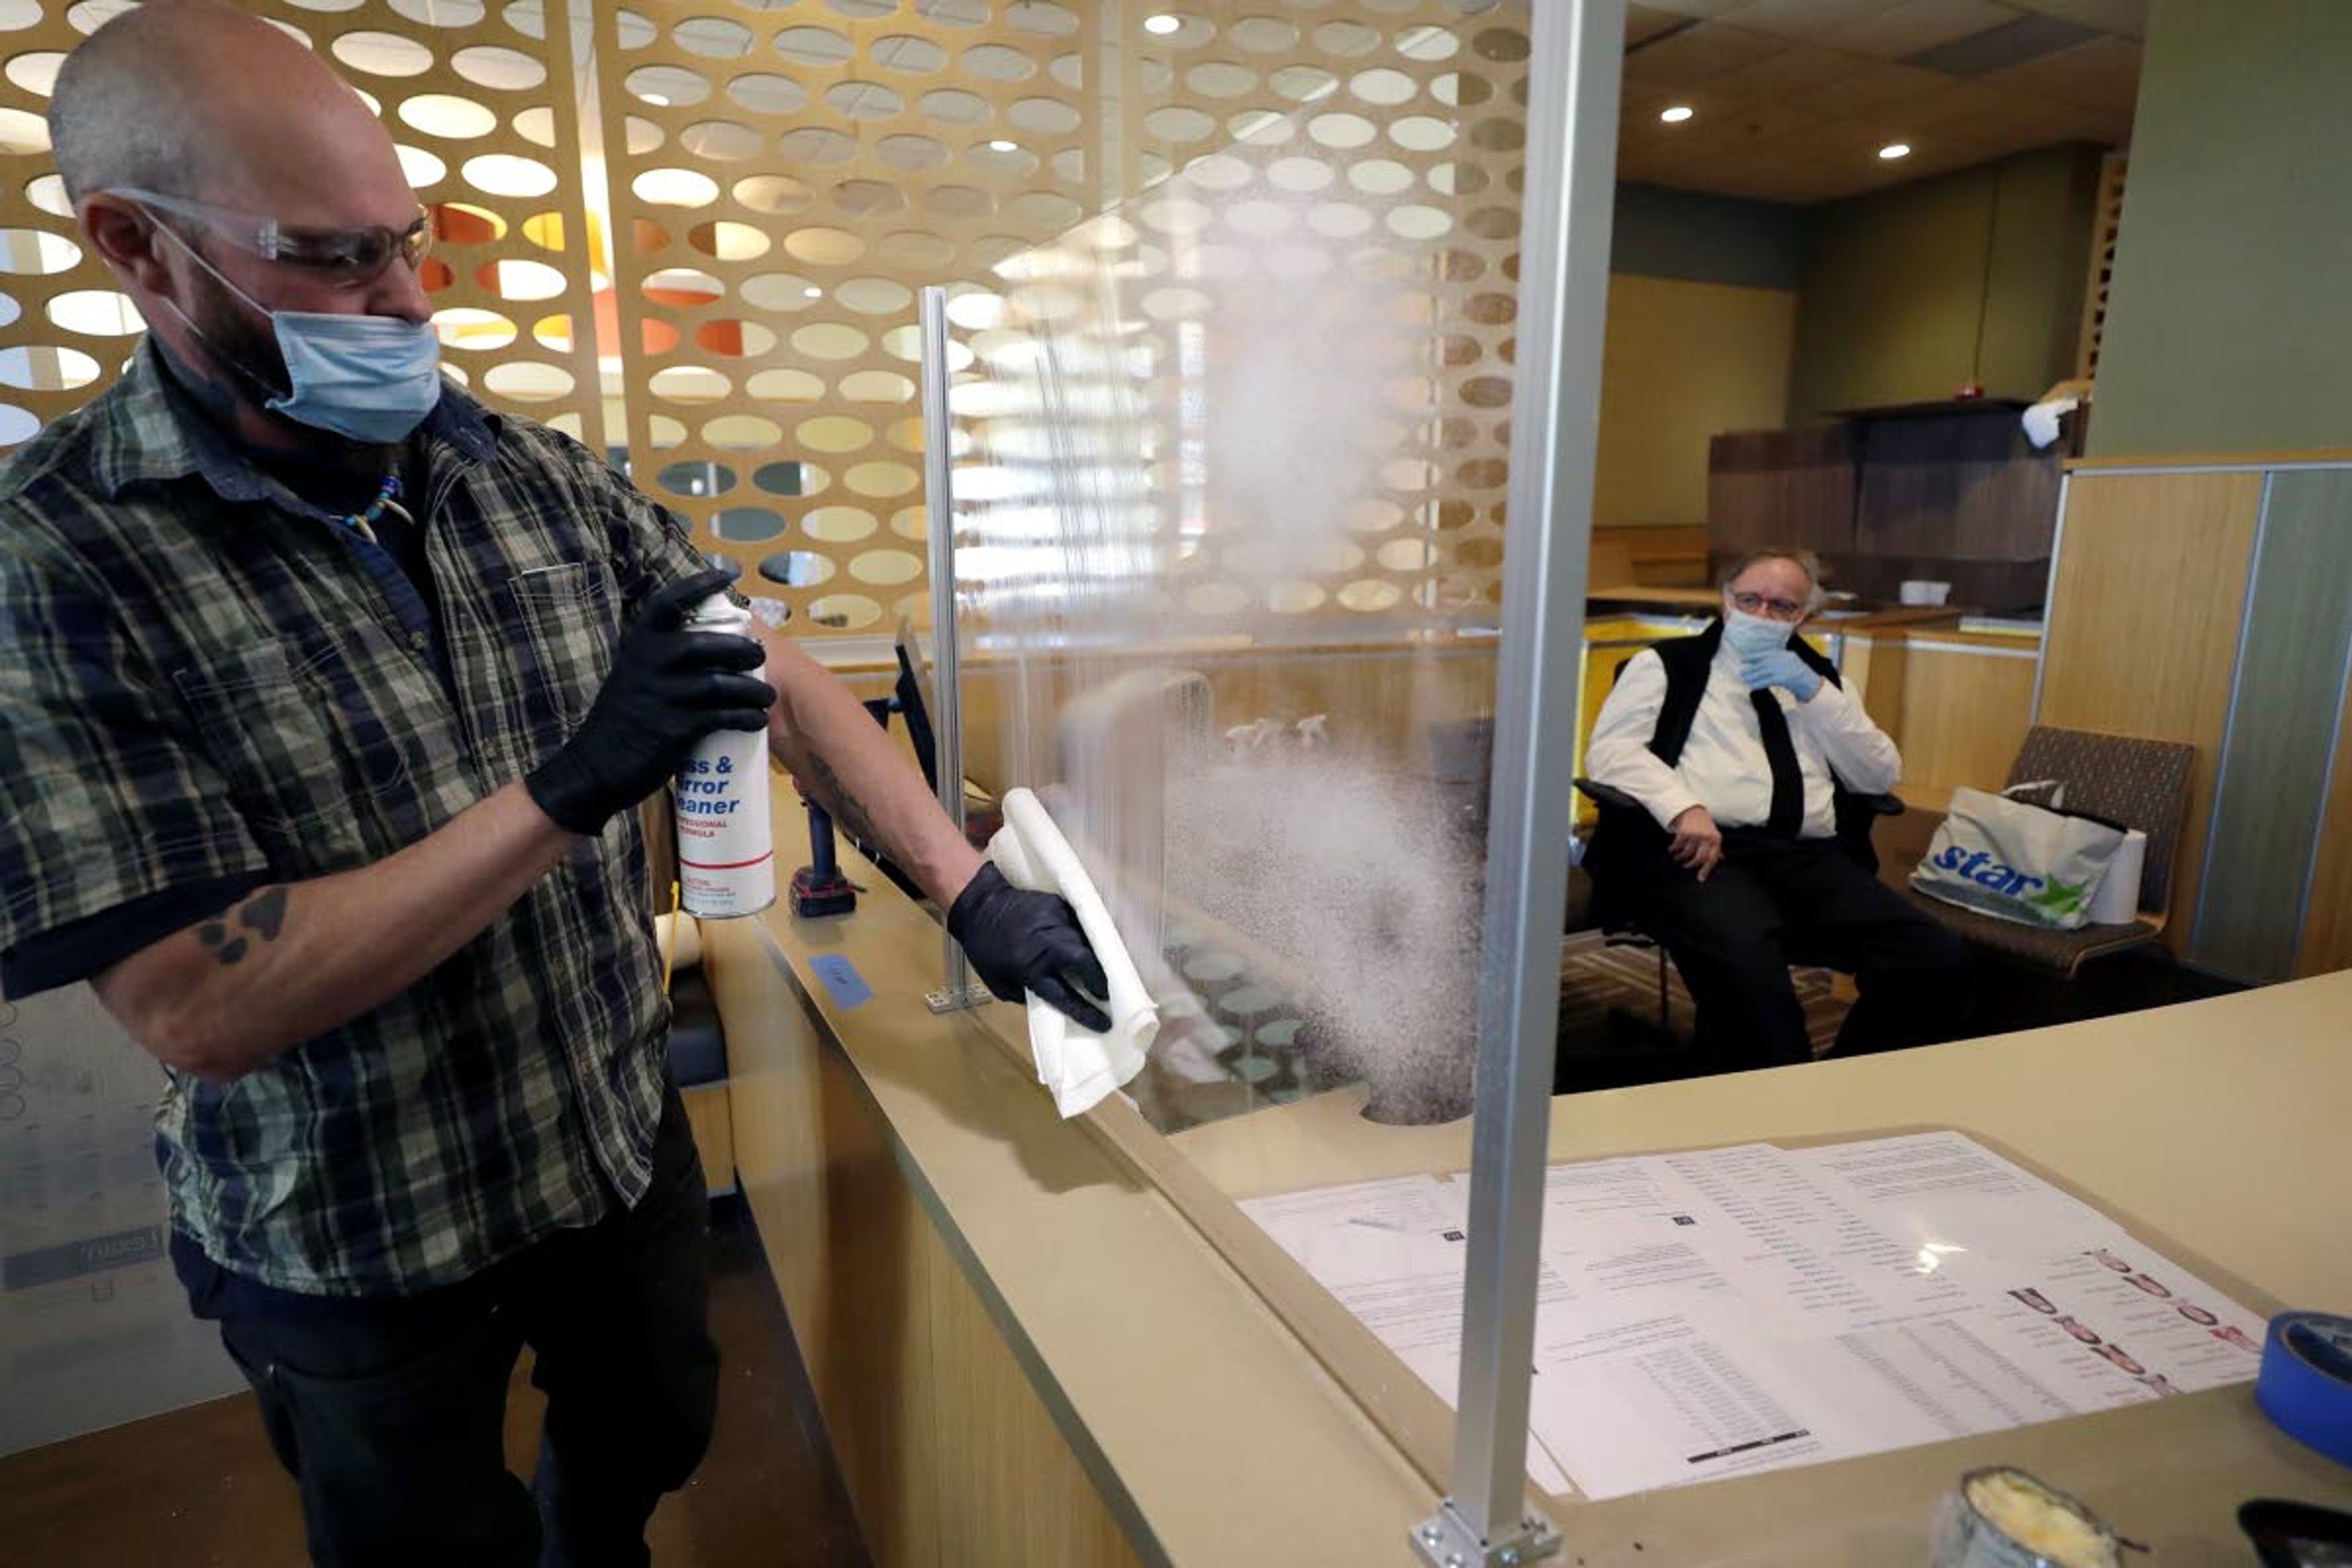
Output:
top-left (172, 639), bottom-right (412, 848)
top-left (504, 559), bottom-right (620, 761)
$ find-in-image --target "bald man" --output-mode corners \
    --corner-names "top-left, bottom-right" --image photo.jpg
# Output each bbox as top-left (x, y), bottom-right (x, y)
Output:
top-left (0, 4), bottom-right (1107, 1563)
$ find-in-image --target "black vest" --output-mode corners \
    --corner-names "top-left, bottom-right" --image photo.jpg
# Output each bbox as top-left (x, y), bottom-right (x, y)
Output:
top-left (1585, 622), bottom-right (1877, 893)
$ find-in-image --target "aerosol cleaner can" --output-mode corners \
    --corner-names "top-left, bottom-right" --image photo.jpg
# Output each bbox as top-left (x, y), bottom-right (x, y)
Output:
top-left (674, 592), bottom-right (775, 918)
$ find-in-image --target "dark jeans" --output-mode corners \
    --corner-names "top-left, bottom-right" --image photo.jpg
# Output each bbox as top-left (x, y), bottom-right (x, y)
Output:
top-left (1619, 831), bottom-right (1976, 1071)
top-left (188, 1082), bottom-right (718, 1568)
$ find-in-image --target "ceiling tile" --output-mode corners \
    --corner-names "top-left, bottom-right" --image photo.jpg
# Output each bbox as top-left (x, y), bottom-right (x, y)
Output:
top-left (2037, 102), bottom-right (2135, 143)
top-left (1901, 78), bottom-right (2035, 130)
top-left (1673, 97), bottom-right (1838, 147)
top-left (1627, 0), bottom-right (1756, 17)
top-left (1760, 116), bottom-right (1924, 160)
top-left (1796, 58), bottom-right (1955, 116)
top-left (1618, 81), bottom-right (1679, 118)
top-left (1647, 164), bottom-right (1768, 200)
top-left (1616, 114), bottom-right (1694, 158)
top-left (1625, 22), bottom-right (1796, 85)
top-left (1719, 160), bottom-right (1861, 202)
top-left (1984, 35), bottom-right (2143, 110)
top-left (2008, 0), bottom-right (2149, 38)
top-left (1743, 100), bottom-right (1848, 143)
top-left (1709, 42), bottom-right (1874, 96)
top-left (1716, 0), bottom-right (1905, 39)
top-left (1626, 6), bottom-right (1692, 46)
top-left (1608, 0), bottom-right (2141, 203)
top-left (1893, 134), bottom-right (2013, 176)
top-left (1618, 147), bottom-right (1698, 185)
top-left (1825, 0), bottom-right (2024, 59)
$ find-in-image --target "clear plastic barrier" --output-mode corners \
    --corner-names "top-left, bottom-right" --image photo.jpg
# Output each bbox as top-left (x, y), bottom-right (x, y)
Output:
top-left (947, 42), bottom-right (1518, 1135)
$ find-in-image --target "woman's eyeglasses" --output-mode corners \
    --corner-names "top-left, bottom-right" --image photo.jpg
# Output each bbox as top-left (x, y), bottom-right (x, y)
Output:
top-left (111, 187), bottom-right (432, 290)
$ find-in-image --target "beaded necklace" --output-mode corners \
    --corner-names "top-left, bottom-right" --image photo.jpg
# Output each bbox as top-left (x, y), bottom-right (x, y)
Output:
top-left (340, 472), bottom-right (404, 545)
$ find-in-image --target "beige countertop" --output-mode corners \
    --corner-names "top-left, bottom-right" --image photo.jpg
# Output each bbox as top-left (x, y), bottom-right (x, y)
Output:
top-left (1174, 975), bottom-right (2352, 1311)
top-left (725, 797), bottom-right (2352, 1565)
top-left (1175, 974), bottom-right (2352, 1564)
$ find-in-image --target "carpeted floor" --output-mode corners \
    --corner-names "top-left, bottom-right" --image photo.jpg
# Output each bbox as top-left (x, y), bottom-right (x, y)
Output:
top-left (1558, 930), bottom-right (1849, 1058)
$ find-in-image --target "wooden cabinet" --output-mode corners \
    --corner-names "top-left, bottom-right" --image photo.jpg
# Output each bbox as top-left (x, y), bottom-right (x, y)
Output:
top-left (1708, 424), bottom-right (1856, 565)
top-left (1710, 403), bottom-right (2067, 611)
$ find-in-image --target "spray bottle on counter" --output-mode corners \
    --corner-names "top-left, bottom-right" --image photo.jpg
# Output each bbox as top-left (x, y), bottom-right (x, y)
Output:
top-left (674, 591), bottom-right (775, 918)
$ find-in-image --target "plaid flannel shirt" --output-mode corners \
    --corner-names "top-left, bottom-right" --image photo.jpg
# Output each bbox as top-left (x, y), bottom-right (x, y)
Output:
top-left (0, 343), bottom-right (709, 1295)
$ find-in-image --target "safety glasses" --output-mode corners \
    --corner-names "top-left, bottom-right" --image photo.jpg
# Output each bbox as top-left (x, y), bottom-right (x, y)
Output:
top-left (110, 187), bottom-right (433, 290)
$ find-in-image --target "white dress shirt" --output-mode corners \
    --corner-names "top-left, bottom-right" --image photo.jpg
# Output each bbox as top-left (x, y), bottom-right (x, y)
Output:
top-left (1584, 640), bottom-right (1902, 838)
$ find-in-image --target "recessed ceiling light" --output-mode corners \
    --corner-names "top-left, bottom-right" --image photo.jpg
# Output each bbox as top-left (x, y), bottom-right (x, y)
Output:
top-left (1660, 105), bottom-right (1694, 123)
top-left (987, 138), bottom-right (1017, 151)
top-left (643, 92), bottom-right (669, 106)
top-left (1879, 141), bottom-right (1912, 160)
top-left (804, 285), bottom-right (823, 299)
top-left (1143, 12), bottom-right (1182, 34)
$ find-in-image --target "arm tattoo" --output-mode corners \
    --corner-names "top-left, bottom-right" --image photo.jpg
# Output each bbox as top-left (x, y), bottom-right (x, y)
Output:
top-left (195, 885), bottom-right (290, 968)
top-left (799, 750), bottom-right (884, 854)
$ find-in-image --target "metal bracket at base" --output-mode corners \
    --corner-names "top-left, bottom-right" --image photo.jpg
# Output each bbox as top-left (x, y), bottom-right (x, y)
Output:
top-left (1411, 1501), bottom-right (1562, 1568)
top-left (925, 984), bottom-right (995, 1014)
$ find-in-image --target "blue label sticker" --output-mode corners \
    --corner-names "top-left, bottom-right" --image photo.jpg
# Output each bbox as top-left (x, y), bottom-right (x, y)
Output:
top-left (809, 954), bottom-right (874, 1010)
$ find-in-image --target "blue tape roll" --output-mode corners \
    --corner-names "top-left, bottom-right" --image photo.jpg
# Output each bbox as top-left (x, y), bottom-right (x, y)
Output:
top-left (2256, 1311), bottom-right (2352, 1468)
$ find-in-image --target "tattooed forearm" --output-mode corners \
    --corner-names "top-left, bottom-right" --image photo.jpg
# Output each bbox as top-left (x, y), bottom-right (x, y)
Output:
top-left (798, 750), bottom-right (884, 853)
top-left (194, 885), bottom-right (290, 968)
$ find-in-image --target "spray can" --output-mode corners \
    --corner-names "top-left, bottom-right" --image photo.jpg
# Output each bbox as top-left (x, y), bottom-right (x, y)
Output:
top-left (674, 592), bottom-right (775, 918)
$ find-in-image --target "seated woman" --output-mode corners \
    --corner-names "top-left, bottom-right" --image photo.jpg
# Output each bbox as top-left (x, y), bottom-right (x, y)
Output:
top-left (1581, 548), bottom-right (1975, 1070)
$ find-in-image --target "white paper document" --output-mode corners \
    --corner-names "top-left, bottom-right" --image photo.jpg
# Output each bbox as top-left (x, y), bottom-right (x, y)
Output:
top-left (1240, 1175), bottom-right (1575, 1494)
top-left (1242, 1132), bottom-right (2268, 1502)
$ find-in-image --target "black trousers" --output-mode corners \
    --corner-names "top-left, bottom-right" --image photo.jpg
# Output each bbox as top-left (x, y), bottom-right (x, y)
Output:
top-left (190, 1082), bottom-right (718, 1568)
top-left (1618, 831), bottom-right (1976, 1071)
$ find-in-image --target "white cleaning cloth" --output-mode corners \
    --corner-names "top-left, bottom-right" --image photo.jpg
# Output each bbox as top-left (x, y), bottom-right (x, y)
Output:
top-left (2021, 395), bottom-right (2079, 449)
top-left (987, 788), bottom-right (1158, 1118)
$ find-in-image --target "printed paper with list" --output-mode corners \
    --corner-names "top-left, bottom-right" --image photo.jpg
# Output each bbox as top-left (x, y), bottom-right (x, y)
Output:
top-left (1242, 1132), bottom-right (2267, 1501)
top-left (1238, 1174), bottom-right (1575, 1494)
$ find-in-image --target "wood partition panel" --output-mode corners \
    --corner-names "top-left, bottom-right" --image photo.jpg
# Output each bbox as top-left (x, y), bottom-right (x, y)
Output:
top-left (1849, 412), bottom-right (2064, 609)
top-left (1594, 522), bottom-right (1711, 585)
top-left (1708, 424), bottom-right (1856, 564)
top-left (1891, 638), bottom-right (2040, 799)
top-left (1588, 537), bottom-right (1637, 590)
top-left (2191, 468), bottom-right (2352, 981)
top-left (709, 922), bottom-right (1140, 1568)
top-left (2037, 470), bottom-right (2263, 932)
top-left (2297, 675), bottom-right (2352, 976)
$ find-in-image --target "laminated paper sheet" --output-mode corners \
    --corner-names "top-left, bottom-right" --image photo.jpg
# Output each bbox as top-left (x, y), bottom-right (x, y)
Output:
top-left (1242, 1131), bottom-right (2269, 1501)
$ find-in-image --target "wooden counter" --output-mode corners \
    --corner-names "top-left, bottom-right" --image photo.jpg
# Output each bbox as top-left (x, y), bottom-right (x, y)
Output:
top-left (702, 816), bottom-right (1433, 1567)
top-left (708, 786), bottom-right (2352, 1566)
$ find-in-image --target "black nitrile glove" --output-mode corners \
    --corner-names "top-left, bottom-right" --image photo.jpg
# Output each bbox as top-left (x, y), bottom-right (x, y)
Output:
top-left (526, 567), bottom-right (775, 835)
top-left (947, 864), bottom-right (1114, 1033)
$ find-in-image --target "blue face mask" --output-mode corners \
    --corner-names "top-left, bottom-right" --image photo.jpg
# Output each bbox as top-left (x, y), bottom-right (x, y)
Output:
top-left (1721, 607), bottom-right (1792, 660)
top-left (259, 310), bottom-right (445, 444)
top-left (158, 224), bottom-right (442, 445)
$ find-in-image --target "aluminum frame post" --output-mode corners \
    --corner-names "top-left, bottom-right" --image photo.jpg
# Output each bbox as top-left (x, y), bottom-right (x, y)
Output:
top-left (1413, 1), bottom-right (1624, 1564)
top-left (918, 285), bottom-right (992, 1013)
